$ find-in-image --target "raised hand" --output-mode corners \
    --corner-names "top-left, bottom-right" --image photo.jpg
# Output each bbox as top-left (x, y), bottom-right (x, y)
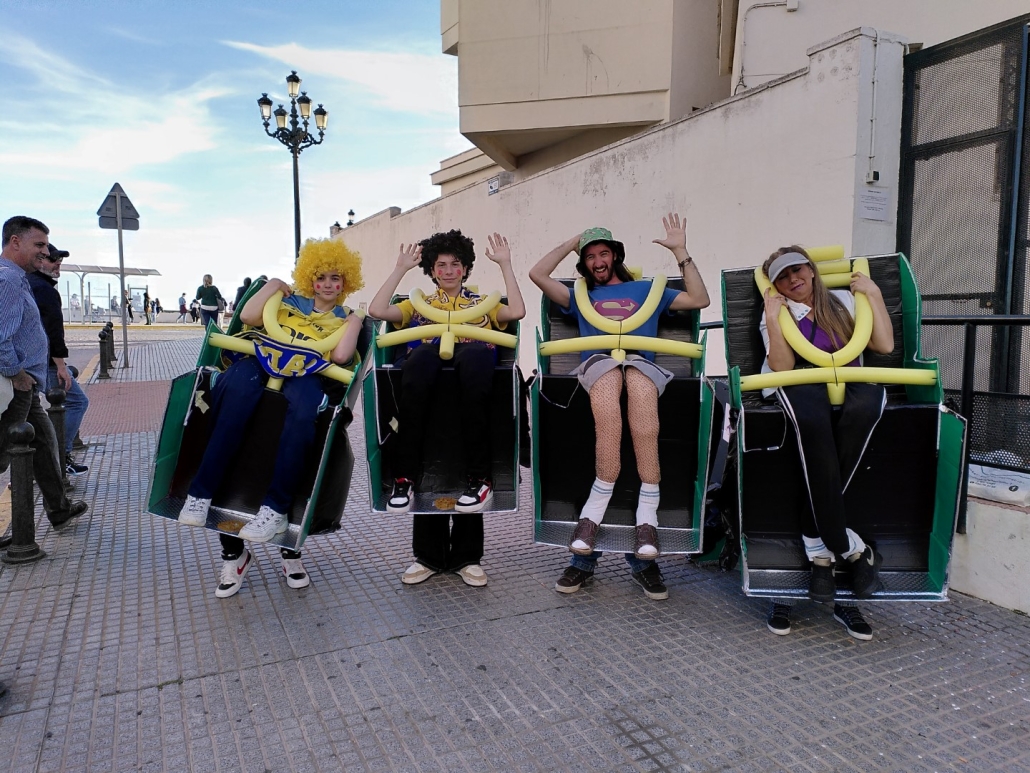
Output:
top-left (652, 212), bottom-right (688, 253)
top-left (485, 233), bottom-right (511, 265)
top-left (850, 271), bottom-right (882, 299)
top-left (395, 243), bottom-right (422, 272)
top-left (764, 287), bottom-right (787, 319)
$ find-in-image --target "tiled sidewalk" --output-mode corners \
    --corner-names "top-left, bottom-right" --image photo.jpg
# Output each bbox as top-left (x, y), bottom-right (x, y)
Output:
top-left (0, 336), bottom-right (1028, 772)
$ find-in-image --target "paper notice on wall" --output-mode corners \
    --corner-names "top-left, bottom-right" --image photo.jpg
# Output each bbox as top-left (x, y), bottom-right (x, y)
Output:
top-left (858, 187), bottom-right (891, 221)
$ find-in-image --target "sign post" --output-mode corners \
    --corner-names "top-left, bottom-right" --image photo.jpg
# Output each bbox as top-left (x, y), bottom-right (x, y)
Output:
top-left (97, 183), bottom-right (140, 368)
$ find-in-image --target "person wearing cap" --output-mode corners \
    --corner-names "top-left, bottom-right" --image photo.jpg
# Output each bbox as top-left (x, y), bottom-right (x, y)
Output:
top-left (758, 245), bottom-right (893, 640)
top-left (368, 229), bottom-right (525, 589)
top-left (530, 213), bottom-right (710, 599)
top-left (28, 242), bottom-right (90, 476)
top-left (0, 216), bottom-right (89, 545)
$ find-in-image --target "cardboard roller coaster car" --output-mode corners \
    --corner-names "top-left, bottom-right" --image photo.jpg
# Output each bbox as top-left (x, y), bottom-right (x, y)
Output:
top-left (363, 289), bottom-right (521, 514)
top-left (147, 278), bottom-right (375, 551)
top-left (722, 248), bottom-right (966, 600)
top-left (532, 275), bottom-right (715, 554)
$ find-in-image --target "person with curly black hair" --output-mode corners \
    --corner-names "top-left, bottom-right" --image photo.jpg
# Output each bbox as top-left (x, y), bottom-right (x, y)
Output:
top-left (369, 229), bottom-right (525, 588)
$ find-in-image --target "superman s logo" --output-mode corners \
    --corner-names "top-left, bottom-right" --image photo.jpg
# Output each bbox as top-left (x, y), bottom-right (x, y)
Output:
top-left (594, 298), bottom-right (639, 321)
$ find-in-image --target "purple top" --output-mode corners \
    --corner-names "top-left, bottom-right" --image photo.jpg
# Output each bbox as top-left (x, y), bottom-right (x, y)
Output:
top-left (796, 316), bottom-right (859, 367)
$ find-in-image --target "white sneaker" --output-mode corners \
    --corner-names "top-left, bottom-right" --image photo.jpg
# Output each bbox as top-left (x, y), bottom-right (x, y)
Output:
top-left (457, 564), bottom-right (488, 587)
top-left (178, 495), bottom-right (211, 526)
top-left (215, 550), bottom-right (252, 598)
top-left (282, 556), bottom-right (310, 589)
top-left (238, 505), bottom-right (288, 542)
top-left (401, 562), bottom-right (437, 585)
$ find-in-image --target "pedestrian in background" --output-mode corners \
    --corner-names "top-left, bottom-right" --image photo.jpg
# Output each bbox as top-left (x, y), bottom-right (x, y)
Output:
top-left (0, 216), bottom-right (89, 544)
top-left (124, 289), bottom-right (134, 323)
top-left (234, 277), bottom-right (252, 309)
top-left (28, 243), bottom-right (89, 476)
top-left (195, 274), bottom-right (223, 328)
top-left (143, 289), bottom-right (152, 325)
top-left (177, 293), bottom-right (187, 323)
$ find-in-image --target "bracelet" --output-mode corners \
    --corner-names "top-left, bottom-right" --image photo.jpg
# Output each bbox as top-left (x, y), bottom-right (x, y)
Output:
top-left (677, 256), bottom-right (693, 269)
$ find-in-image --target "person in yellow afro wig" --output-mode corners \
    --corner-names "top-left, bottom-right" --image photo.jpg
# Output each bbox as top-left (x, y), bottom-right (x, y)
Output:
top-left (292, 237), bottom-right (364, 303)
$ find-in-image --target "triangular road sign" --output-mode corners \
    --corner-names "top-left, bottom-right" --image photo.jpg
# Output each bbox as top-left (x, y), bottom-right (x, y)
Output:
top-left (96, 182), bottom-right (141, 220)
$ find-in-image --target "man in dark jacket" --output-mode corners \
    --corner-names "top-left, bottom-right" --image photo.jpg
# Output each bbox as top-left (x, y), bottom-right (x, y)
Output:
top-left (28, 243), bottom-right (89, 476)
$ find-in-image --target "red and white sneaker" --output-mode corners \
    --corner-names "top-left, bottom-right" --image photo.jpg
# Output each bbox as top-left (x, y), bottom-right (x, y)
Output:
top-left (215, 550), bottom-right (252, 599)
top-left (455, 478), bottom-right (493, 513)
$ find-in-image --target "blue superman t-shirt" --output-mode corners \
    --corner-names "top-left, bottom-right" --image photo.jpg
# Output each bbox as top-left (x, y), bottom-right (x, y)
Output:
top-left (560, 280), bottom-right (679, 362)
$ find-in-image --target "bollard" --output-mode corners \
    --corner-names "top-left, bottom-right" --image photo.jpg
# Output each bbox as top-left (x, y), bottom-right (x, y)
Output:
top-left (45, 388), bottom-right (67, 480)
top-left (105, 322), bottom-right (117, 361)
top-left (98, 330), bottom-right (111, 380)
top-left (2, 422), bottom-right (46, 564)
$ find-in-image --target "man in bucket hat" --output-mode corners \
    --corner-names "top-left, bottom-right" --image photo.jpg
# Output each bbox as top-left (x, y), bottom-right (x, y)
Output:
top-left (530, 213), bottom-right (710, 599)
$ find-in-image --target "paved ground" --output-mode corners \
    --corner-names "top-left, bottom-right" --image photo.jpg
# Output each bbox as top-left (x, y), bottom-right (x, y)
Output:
top-left (1, 330), bottom-right (1028, 773)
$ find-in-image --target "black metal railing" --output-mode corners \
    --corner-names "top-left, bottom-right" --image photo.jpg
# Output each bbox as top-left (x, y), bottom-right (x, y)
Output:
top-left (922, 314), bottom-right (1030, 531)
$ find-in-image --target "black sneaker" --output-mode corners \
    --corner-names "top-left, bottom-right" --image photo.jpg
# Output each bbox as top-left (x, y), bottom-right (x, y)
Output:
top-left (767, 603), bottom-right (792, 635)
top-left (50, 500), bottom-right (89, 529)
top-left (455, 478), bottom-right (493, 513)
top-left (631, 564), bottom-right (669, 600)
top-left (848, 546), bottom-right (883, 599)
top-left (387, 478), bottom-right (414, 513)
top-left (555, 566), bottom-right (593, 594)
top-left (833, 604), bottom-right (873, 640)
top-left (65, 455), bottom-right (88, 476)
top-left (809, 562), bottom-right (836, 602)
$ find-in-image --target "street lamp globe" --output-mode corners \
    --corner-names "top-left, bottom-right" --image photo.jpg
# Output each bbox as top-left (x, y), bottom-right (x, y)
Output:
top-left (257, 93), bottom-right (273, 123)
top-left (314, 104), bottom-right (328, 132)
top-left (274, 105), bottom-right (288, 130)
top-left (297, 92), bottom-right (312, 120)
top-left (286, 70), bottom-right (301, 98)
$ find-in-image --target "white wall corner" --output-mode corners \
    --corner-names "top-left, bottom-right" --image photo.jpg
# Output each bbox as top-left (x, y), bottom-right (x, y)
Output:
top-left (846, 29), bottom-right (908, 257)
top-left (950, 499), bottom-right (1030, 614)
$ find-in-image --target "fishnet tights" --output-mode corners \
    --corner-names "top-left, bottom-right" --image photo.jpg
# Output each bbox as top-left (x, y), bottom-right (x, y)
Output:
top-left (588, 367), bottom-right (661, 485)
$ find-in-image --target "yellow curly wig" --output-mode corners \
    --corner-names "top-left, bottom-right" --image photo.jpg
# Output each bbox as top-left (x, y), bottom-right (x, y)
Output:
top-left (291, 237), bottom-right (365, 303)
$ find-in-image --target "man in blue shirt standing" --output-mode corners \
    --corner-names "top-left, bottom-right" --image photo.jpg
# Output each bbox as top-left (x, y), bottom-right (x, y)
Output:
top-left (530, 214), bottom-right (710, 599)
top-left (29, 243), bottom-right (90, 476)
top-left (0, 217), bottom-right (89, 547)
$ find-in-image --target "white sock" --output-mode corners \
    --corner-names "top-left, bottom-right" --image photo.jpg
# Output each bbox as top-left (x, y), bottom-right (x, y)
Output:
top-left (635, 482), bottom-right (660, 527)
top-left (802, 535), bottom-right (835, 563)
top-left (579, 478), bottom-right (615, 525)
top-left (842, 528), bottom-right (866, 561)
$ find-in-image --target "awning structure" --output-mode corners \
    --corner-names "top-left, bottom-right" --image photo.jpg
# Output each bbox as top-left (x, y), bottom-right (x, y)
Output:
top-left (58, 264), bottom-right (162, 323)
top-left (60, 264), bottom-right (161, 277)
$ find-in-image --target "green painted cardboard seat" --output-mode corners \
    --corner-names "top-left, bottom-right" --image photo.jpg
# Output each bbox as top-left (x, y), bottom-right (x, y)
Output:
top-left (721, 253), bottom-right (966, 600)
top-left (362, 295), bottom-right (522, 515)
top-left (147, 278), bottom-right (375, 551)
top-left (532, 277), bottom-right (715, 555)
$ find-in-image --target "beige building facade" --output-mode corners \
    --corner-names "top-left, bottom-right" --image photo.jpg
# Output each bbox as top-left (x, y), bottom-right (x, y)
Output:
top-left (436, 0), bottom-right (730, 191)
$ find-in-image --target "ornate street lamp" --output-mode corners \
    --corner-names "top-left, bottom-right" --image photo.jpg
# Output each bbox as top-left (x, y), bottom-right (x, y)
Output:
top-left (257, 71), bottom-right (329, 261)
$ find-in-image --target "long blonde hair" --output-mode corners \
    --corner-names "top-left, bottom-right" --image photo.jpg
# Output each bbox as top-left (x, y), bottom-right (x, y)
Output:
top-left (763, 245), bottom-right (855, 348)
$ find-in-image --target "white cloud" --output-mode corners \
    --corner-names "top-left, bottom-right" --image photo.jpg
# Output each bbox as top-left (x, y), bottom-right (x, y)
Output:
top-left (223, 40), bottom-right (458, 116)
top-left (0, 35), bottom-right (228, 174)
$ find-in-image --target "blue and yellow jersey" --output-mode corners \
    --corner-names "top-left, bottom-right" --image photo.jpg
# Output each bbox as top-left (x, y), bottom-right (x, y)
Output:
top-left (394, 287), bottom-right (507, 350)
top-left (238, 294), bottom-right (359, 369)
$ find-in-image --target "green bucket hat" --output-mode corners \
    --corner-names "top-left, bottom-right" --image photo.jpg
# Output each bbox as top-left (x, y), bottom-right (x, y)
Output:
top-left (577, 227), bottom-right (625, 259)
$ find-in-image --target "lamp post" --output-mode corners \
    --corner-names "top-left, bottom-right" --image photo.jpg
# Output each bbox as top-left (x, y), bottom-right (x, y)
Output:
top-left (257, 71), bottom-right (328, 261)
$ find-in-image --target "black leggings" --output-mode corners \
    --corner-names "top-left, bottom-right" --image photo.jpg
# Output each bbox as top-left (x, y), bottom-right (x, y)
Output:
top-left (221, 534), bottom-right (299, 561)
top-left (776, 382), bottom-right (885, 556)
top-left (395, 342), bottom-right (495, 481)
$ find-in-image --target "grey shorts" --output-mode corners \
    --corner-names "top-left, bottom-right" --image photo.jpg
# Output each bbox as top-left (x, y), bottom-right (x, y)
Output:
top-left (573, 354), bottom-right (674, 396)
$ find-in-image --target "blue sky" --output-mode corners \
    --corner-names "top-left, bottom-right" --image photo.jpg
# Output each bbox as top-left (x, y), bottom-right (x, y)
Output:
top-left (0, 0), bottom-right (471, 308)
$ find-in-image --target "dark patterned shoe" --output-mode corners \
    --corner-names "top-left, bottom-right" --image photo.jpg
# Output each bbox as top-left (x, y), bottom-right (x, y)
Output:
top-left (809, 562), bottom-right (836, 602)
top-left (834, 604), bottom-right (873, 640)
top-left (634, 524), bottom-right (660, 559)
top-left (555, 566), bottom-right (593, 594)
top-left (569, 518), bottom-right (599, 555)
top-left (767, 603), bottom-right (792, 635)
top-left (848, 547), bottom-right (883, 599)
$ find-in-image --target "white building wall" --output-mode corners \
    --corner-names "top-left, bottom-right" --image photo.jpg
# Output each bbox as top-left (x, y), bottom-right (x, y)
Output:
top-left (339, 28), bottom-right (906, 375)
top-left (732, 0), bottom-right (1028, 92)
